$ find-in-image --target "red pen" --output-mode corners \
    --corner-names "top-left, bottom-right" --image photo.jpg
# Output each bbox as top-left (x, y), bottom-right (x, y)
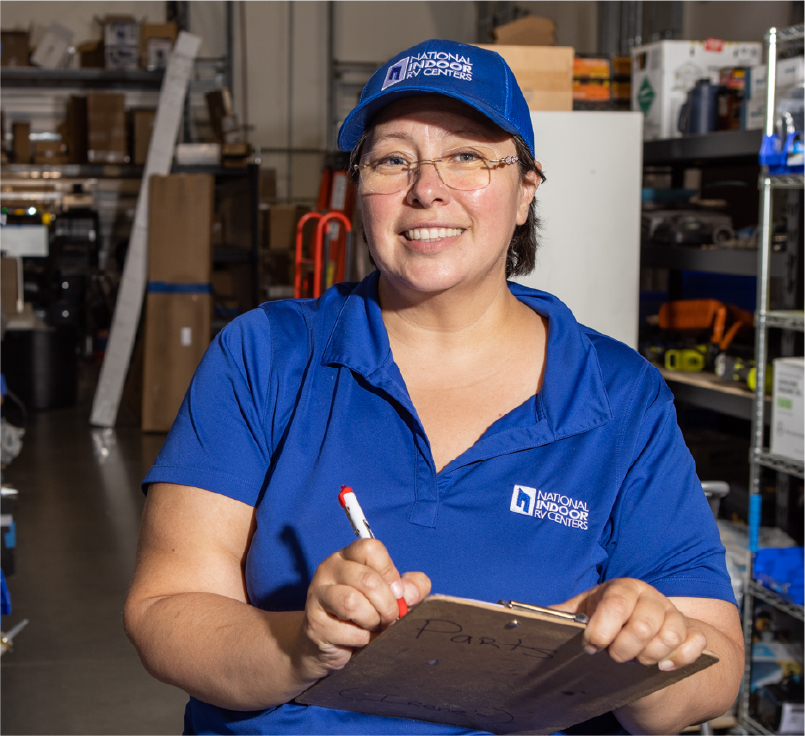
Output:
top-left (338, 485), bottom-right (408, 618)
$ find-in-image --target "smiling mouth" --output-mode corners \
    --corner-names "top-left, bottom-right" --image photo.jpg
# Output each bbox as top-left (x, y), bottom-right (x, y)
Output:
top-left (403, 227), bottom-right (464, 242)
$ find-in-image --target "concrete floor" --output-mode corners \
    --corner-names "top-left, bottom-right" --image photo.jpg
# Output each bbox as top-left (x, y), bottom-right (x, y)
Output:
top-left (1, 371), bottom-right (189, 735)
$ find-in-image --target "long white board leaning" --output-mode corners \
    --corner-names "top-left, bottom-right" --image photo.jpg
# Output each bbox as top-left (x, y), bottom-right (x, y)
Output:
top-left (90, 32), bottom-right (201, 427)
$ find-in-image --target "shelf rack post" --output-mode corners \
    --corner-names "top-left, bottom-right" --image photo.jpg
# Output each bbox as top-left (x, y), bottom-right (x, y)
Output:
top-left (738, 24), bottom-right (805, 733)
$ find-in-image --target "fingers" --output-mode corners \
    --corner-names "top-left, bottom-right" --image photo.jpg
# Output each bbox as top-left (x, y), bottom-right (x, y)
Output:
top-left (316, 540), bottom-right (405, 627)
top-left (567, 579), bottom-right (708, 670)
top-left (401, 571), bottom-right (431, 607)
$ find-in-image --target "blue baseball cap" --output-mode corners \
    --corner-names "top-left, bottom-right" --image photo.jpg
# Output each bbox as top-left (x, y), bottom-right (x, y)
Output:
top-left (337, 39), bottom-right (535, 156)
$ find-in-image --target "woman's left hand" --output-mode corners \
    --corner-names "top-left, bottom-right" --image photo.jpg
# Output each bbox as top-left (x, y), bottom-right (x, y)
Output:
top-left (555, 578), bottom-right (708, 671)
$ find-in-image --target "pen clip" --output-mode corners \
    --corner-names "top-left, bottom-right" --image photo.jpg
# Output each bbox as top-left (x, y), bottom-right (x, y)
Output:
top-left (498, 600), bottom-right (589, 625)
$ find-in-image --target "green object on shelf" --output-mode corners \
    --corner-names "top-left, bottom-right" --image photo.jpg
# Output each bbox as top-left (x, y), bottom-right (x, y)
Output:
top-left (747, 365), bottom-right (774, 393)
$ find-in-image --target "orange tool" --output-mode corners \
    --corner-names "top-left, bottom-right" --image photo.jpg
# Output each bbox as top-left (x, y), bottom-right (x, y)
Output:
top-left (658, 299), bottom-right (754, 352)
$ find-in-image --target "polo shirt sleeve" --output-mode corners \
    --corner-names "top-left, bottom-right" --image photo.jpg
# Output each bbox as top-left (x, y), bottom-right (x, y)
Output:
top-left (142, 307), bottom-right (277, 506)
top-left (599, 367), bottom-right (737, 606)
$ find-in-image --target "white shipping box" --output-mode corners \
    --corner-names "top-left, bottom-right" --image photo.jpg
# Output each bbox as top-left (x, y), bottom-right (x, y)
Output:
top-left (632, 39), bottom-right (762, 140)
top-left (770, 357), bottom-right (804, 462)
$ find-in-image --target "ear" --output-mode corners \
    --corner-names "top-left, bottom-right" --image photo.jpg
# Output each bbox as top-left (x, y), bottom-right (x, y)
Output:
top-left (515, 168), bottom-right (540, 226)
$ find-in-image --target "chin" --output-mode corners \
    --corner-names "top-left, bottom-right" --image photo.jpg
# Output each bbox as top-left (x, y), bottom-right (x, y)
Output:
top-left (381, 261), bottom-right (484, 296)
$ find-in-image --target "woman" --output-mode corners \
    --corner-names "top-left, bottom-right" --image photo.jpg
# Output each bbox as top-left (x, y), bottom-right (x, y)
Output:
top-left (124, 40), bottom-right (743, 735)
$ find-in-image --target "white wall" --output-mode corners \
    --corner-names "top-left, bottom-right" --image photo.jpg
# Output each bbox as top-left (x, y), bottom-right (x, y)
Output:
top-left (682, 1), bottom-right (795, 44)
top-left (516, 1), bottom-right (598, 53)
top-left (335, 1), bottom-right (477, 63)
top-left (0, 0), bottom-right (166, 47)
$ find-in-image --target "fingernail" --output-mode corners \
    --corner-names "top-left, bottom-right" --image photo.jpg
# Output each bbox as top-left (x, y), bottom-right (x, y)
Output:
top-left (390, 580), bottom-right (404, 598)
top-left (584, 644), bottom-right (599, 656)
top-left (658, 659), bottom-right (676, 671)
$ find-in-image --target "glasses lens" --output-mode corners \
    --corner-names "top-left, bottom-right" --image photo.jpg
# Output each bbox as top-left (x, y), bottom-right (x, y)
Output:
top-left (440, 159), bottom-right (491, 191)
top-left (359, 166), bottom-right (409, 194)
top-left (359, 157), bottom-right (493, 194)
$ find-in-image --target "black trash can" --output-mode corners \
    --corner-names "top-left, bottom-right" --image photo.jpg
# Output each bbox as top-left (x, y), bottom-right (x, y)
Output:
top-left (1, 326), bottom-right (79, 411)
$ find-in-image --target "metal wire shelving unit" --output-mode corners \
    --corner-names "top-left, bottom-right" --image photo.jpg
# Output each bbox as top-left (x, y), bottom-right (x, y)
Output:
top-left (737, 23), bottom-right (805, 736)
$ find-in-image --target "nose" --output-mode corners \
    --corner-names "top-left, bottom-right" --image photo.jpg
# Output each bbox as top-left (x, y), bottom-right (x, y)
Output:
top-left (406, 160), bottom-right (448, 206)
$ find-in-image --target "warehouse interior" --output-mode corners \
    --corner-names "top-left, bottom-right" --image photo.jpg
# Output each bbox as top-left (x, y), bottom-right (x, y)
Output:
top-left (0, 2), bottom-right (803, 734)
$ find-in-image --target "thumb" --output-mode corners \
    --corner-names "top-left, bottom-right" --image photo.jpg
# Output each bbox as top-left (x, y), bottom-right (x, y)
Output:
top-left (400, 571), bottom-right (431, 606)
top-left (549, 588), bottom-right (593, 615)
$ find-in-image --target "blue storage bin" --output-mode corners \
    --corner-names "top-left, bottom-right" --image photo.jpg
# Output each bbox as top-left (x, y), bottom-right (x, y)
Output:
top-left (754, 547), bottom-right (804, 605)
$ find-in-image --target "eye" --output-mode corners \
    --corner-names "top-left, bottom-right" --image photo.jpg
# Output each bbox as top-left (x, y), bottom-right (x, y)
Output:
top-left (373, 154), bottom-right (410, 168)
top-left (447, 150), bottom-right (487, 166)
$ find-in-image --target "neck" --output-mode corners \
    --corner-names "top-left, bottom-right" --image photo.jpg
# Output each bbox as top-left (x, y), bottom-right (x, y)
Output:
top-left (378, 271), bottom-right (521, 354)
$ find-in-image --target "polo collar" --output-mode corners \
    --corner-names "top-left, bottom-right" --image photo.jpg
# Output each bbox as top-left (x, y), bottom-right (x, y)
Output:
top-left (322, 272), bottom-right (612, 444)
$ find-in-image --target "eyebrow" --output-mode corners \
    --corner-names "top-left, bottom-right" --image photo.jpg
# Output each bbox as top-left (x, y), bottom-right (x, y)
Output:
top-left (369, 128), bottom-right (500, 147)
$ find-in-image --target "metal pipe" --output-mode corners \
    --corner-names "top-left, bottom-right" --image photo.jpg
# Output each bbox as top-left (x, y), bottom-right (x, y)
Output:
top-left (287, 1), bottom-right (294, 198)
top-left (765, 28), bottom-right (777, 137)
top-left (225, 1), bottom-right (234, 94)
top-left (239, 0), bottom-right (249, 143)
top-left (327, 1), bottom-right (335, 150)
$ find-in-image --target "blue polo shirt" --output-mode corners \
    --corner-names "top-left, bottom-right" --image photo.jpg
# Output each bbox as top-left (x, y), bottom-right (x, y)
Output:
top-left (144, 271), bottom-right (736, 735)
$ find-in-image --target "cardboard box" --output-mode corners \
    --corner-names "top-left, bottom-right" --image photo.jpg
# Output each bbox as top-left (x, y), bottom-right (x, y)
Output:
top-left (141, 291), bottom-right (211, 432)
top-left (267, 204), bottom-right (310, 251)
top-left (140, 22), bottom-right (177, 69)
top-left (30, 23), bottom-right (73, 69)
top-left (86, 93), bottom-right (127, 163)
top-left (770, 357), bottom-right (804, 463)
top-left (103, 15), bottom-right (138, 70)
top-left (218, 178), bottom-right (254, 250)
top-left (1, 30), bottom-right (30, 66)
top-left (478, 45), bottom-right (573, 111)
top-left (1, 257), bottom-right (20, 315)
top-left (206, 88), bottom-right (239, 143)
top-left (33, 139), bottom-right (68, 165)
top-left (631, 39), bottom-right (762, 140)
top-left (573, 58), bottom-right (611, 101)
top-left (130, 108), bottom-right (156, 165)
top-left (221, 141), bottom-right (253, 168)
top-left (740, 60), bottom-right (804, 130)
top-left (77, 40), bottom-right (105, 69)
top-left (104, 16), bottom-right (138, 48)
top-left (148, 174), bottom-right (214, 283)
top-left (260, 168), bottom-right (278, 203)
top-left (12, 122), bottom-right (31, 164)
top-left (212, 263), bottom-right (253, 313)
top-left (492, 16), bottom-right (555, 47)
top-left (105, 46), bottom-right (139, 71)
top-left (65, 96), bottom-right (88, 163)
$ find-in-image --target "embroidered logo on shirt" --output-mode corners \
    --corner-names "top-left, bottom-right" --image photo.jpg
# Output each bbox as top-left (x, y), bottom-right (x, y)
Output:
top-left (510, 485), bottom-right (589, 530)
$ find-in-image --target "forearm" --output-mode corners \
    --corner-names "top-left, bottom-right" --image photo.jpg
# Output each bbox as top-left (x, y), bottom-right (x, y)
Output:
top-left (614, 617), bottom-right (744, 735)
top-left (124, 592), bottom-right (316, 711)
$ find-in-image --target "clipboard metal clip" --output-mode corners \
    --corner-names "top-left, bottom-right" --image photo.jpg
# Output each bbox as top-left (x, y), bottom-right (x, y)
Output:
top-left (498, 600), bottom-right (590, 625)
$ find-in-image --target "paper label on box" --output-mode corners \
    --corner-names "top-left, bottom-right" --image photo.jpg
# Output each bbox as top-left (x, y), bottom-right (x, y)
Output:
top-left (771, 358), bottom-right (805, 462)
top-left (180, 327), bottom-right (192, 346)
top-left (780, 703), bottom-right (804, 735)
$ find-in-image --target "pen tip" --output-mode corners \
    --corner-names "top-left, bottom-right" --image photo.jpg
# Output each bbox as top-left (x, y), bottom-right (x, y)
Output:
top-left (338, 486), bottom-right (353, 508)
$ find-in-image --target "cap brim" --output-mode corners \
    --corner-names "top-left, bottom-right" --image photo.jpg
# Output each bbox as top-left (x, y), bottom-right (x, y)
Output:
top-left (337, 86), bottom-right (524, 152)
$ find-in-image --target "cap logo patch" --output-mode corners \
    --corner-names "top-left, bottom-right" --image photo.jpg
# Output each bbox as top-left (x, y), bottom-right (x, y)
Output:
top-left (382, 51), bottom-right (473, 90)
top-left (381, 57), bottom-right (410, 90)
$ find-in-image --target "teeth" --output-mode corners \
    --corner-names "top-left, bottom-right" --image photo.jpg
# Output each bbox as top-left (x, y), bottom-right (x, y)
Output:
top-left (405, 227), bottom-right (463, 241)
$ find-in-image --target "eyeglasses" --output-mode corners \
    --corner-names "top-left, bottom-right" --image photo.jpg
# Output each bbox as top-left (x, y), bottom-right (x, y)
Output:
top-left (353, 152), bottom-right (519, 195)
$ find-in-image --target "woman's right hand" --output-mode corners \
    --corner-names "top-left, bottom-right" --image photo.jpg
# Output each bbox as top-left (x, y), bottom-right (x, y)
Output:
top-left (296, 539), bottom-right (430, 681)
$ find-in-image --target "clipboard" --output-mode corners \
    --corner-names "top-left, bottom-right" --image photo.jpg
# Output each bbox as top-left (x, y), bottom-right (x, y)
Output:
top-left (297, 594), bottom-right (719, 734)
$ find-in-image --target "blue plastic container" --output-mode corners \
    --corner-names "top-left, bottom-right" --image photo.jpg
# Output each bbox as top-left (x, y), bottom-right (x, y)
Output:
top-left (753, 547), bottom-right (804, 605)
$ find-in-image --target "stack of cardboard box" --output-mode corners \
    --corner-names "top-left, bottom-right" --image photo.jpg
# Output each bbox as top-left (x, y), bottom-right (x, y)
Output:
top-left (141, 174), bottom-right (215, 432)
top-left (104, 16), bottom-right (139, 71)
top-left (478, 15), bottom-right (573, 112)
